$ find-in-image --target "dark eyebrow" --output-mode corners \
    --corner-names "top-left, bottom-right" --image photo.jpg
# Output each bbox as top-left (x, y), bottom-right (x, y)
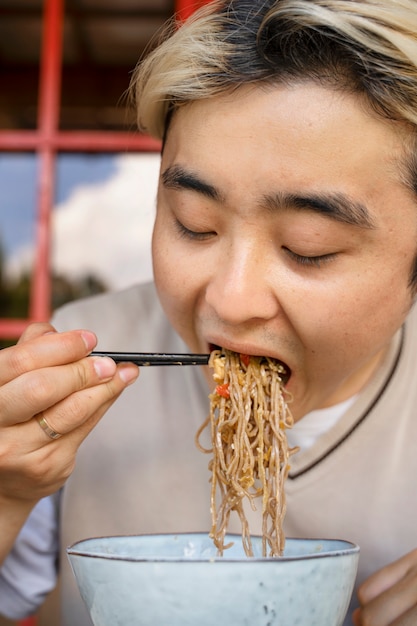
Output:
top-left (161, 165), bottom-right (223, 202)
top-left (263, 191), bottom-right (376, 229)
top-left (162, 165), bottom-right (376, 229)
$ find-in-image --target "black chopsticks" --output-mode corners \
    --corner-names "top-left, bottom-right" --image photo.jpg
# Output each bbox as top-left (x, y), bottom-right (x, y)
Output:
top-left (90, 352), bottom-right (210, 366)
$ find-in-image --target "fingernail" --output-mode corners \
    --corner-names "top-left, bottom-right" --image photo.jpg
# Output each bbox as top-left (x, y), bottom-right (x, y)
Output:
top-left (118, 364), bottom-right (139, 385)
top-left (81, 330), bottom-right (97, 352)
top-left (93, 357), bottom-right (117, 379)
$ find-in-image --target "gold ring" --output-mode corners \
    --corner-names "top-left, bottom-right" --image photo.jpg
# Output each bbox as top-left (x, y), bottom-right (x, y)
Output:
top-left (37, 415), bottom-right (62, 440)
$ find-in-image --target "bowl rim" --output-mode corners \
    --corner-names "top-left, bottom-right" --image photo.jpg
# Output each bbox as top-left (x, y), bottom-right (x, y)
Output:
top-left (66, 532), bottom-right (360, 563)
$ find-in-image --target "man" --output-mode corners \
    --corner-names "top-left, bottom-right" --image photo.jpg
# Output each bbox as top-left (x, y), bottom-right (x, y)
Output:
top-left (1, 1), bottom-right (417, 623)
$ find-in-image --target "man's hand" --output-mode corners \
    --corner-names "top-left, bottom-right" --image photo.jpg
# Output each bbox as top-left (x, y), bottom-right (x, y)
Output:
top-left (353, 549), bottom-right (417, 625)
top-left (0, 322), bottom-right (139, 562)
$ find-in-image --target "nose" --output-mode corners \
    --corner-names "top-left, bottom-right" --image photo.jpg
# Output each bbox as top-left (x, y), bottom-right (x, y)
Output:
top-left (205, 241), bottom-right (281, 325)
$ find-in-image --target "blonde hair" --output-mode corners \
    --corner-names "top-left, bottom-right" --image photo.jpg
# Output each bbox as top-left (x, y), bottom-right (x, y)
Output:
top-left (130, 0), bottom-right (417, 139)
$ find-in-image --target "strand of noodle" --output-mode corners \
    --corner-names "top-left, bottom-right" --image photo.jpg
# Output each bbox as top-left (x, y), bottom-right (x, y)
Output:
top-left (198, 349), bottom-right (295, 557)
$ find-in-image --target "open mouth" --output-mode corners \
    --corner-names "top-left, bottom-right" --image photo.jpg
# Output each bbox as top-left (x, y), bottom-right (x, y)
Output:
top-left (208, 344), bottom-right (291, 385)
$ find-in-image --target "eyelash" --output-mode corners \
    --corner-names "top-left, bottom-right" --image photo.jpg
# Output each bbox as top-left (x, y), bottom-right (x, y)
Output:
top-left (283, 247), bottom-right (335, 268)
top-left (174, 220), bottom-right (335, 267)
top-left (174, 218), bottom-right (216, 241)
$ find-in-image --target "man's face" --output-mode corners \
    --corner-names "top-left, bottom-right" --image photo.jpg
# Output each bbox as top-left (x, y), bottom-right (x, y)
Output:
top-left (152, 82), bottom-right (417, 420)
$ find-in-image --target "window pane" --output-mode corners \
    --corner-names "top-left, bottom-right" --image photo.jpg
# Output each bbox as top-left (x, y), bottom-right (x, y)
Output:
top-left (60, 1), bottom-right (174, 130)
top-left (0, 2), bottom-right (42, 129)
top-left (52, 152), bottom-right (159, 311)
top-left (0, 153), bottom-right (37, 317)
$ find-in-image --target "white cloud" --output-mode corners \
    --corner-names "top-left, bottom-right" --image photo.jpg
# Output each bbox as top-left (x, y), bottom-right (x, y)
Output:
top-left (7, 153), bottom-right (160, 291)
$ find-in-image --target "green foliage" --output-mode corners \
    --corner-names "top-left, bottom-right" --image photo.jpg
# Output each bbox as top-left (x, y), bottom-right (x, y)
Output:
top-left (0, 240), bottom-right (107, 346)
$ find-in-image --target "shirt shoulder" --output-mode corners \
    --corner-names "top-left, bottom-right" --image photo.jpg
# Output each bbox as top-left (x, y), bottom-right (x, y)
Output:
top-left (51, 281), bottom-right (180, 352)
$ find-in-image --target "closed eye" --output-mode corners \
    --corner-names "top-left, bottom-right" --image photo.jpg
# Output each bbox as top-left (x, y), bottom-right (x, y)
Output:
top-left (283, 247), bottom-right (336, 268)
top-left (174, 218), bottom-right (217, 241)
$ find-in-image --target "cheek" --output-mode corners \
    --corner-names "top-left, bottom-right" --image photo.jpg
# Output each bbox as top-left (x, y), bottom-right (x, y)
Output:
top-left (302, 274), bottom-right (411, 364)
top-left (152, 221), bottom-right (202, 344)
top-left (152, 225), bottom-right (199, 298)
top-left (152, 228), bottom-right (183, 311)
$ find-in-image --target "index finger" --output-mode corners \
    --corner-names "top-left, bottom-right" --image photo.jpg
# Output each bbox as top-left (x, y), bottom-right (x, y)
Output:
top-left (17, 321), bottom-right (57, 344)
top-left (0, 327), bottom-right (97, 386)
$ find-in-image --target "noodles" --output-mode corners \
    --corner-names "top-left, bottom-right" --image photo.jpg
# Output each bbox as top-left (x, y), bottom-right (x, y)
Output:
top-left (196, 349), bottom-right (296, 557)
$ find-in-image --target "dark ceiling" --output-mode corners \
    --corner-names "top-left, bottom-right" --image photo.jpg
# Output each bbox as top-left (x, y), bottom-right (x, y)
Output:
top-left (0, 0), bottom-right (176, 130)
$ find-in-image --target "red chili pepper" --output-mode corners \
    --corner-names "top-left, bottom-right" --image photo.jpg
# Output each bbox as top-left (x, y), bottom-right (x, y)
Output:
top-left (240, 353), bottom-right (250, 367)
top-left (215, 383), bottom-right (230, 398)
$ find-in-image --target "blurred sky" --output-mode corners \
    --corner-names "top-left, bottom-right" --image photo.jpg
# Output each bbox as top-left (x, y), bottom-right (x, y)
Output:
top-left (0, 153), bottom-right (37, 254)
top-left (1, 152), bottom-right (160, 291)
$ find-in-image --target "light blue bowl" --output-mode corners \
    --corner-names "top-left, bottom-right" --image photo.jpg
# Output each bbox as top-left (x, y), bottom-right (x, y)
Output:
top-left (67, 532), bottom-right (359, 626)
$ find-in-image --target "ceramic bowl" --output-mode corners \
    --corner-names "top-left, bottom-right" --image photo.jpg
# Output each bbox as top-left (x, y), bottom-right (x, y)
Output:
top-left (67, 532), bottom-right (359, 626)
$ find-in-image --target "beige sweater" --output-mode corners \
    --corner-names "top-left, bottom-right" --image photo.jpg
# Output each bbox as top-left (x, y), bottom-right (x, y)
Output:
top-left (51, 282), bottom-right (416, 625)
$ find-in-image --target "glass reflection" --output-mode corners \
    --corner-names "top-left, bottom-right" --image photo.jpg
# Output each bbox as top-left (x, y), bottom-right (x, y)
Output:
top-left (0, 153), bottom-right (37, 318)
top-left (52, 152), bottom-right (159, 311)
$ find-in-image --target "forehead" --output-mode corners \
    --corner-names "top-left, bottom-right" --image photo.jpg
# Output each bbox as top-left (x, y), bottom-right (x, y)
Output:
top-left (166, 82), bottom-right (408, 157)
top-left (162, 83), bottom-right (416, 222)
